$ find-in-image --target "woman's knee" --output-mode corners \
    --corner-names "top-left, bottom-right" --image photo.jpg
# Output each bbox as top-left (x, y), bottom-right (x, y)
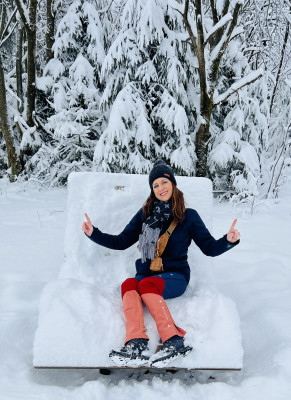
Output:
top-left (121, 278), bottom-right (139, 298)
top-left (138, 277), bottom-right (165, 296)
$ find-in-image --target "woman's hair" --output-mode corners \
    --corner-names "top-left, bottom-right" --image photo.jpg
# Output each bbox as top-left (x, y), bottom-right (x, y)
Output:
top-left (142, 184), bottom-right (186, 223)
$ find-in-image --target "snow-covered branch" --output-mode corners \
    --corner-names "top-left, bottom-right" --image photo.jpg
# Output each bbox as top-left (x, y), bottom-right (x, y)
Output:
top-left (0, 22), bottom-right (17, 48)
top-left (0, 7), bottom-right (17, 47)
top-left (204, 13), bottom-right (233, 46)
top-left (182, 0), bottom-right (199, 54)
top-left (213, 69), bottom-right (264, 105)
top-left (208, 1), bottom-right (243, 91)
top-left (97, 0), bottom-right (115, 15)
top-left (14, 0), bottom-right (30, 31)
top-left (211, 2), bottom-right (241, 58)
top-left (230, 26), bottom-right (244, 41)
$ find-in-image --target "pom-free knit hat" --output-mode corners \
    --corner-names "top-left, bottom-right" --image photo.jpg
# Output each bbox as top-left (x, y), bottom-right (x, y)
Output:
top-left (149, 159), bottom-right (177, 190)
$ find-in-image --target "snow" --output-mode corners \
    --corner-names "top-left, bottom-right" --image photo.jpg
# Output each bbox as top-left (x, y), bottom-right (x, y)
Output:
top-left (209, 141), bottom-right (235, 169)
top-left (135, 60), bottom-right (158, 85)
top-left (43, 58), bottom-right (65, 81)
top-left (33, 172), bottom-right (243, 369)
top-left (213, 69), bottom-right (264, 105)
top-left (53, 0), bottom-right (83, 59)
top-left (83, 2), bottom-right (105, 65)
top-left (95, 0), bottom-right (197, 176)
top-left (154, 90), bottom-right (189, 135)
top-left (1, 170), bottom-right (291, 398)
top-left (204, 13), bottom-right (233, 44)
top-left (137, 0), bottom-right (165, 48)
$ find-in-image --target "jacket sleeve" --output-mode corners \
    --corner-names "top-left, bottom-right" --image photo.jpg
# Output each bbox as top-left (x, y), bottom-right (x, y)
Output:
top-left (86, 209), bottom-right (144, 250)
top-left (188, 209), bottom-right (239, 257)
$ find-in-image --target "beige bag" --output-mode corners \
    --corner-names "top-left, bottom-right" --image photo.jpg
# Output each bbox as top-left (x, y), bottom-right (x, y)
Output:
top-left (150, 220), bottom-right (178, 272)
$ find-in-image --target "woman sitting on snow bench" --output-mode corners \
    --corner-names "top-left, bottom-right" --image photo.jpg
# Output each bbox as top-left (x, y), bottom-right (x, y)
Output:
top-left (82, 160), bottom-right (240, 367)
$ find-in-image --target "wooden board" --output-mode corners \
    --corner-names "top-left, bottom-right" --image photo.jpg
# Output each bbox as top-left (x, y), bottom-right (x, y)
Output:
top-left (34, 366), bottom-right (241, 371)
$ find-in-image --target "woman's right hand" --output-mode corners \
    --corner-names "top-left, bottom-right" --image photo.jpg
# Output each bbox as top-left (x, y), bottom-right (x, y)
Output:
top-left (82, 213), bottom-right (93, 237)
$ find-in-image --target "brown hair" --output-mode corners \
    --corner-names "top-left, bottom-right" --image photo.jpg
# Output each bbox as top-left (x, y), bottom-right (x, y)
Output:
top-left (142, 184), bottom-right (186, 223)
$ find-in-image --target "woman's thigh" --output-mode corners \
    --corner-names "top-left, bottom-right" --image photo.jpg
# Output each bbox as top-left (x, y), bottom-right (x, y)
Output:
top-left (135, 272), bottom-right (188, 300)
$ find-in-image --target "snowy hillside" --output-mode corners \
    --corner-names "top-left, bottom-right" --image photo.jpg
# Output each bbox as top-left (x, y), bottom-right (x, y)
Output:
top-left (1, 172), bottom-right (291, 399)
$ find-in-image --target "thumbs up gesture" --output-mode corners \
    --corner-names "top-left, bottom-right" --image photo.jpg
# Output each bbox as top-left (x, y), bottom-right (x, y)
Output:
top-left (82, 213), bottom-right (93, 237)
top-left (227, 219), bottom-right (240, 243)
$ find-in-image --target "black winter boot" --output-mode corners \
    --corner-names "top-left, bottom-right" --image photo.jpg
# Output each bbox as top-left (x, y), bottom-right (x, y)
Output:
top-left (151, 335), bottom-right (192, 367)
top-left (109, 338), bottom-right (150, 367)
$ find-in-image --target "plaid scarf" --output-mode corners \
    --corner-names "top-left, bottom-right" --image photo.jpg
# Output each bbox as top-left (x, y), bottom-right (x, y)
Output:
top-left (138, 200), bottom-right (172, 263)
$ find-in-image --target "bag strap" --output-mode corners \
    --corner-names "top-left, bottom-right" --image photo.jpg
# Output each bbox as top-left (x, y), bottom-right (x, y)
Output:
top-left (165, 220), bottom-right (177, 236)
top-left (155, 219), bottom-right (178, 257)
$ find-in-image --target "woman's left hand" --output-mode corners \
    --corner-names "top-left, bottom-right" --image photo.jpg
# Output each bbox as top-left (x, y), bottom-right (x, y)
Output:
top-left (227, 219), bottom-right (240, 243)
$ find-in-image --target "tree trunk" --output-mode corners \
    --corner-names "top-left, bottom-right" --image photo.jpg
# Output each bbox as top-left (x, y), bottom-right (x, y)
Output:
top-left (14, 0), bottom-right (38, 128)
top-left (183, 0), bottom-right (242, 177)
top-left (0, 53), bottom-right (21, 181)
top-left (195, 105), bottom-right (213, 177)
top-left (269, 12), bottom-right (290, 115)
top-left (16, 24), bottom-right (24, 114)
top-left (46, 0), bottom-right (55, 63)
top-left (26, 29), bottom-right (36, 127)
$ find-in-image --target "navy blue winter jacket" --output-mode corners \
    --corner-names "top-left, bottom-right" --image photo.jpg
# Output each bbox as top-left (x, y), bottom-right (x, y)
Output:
top-left (89, 208), bottom-right (239, 283)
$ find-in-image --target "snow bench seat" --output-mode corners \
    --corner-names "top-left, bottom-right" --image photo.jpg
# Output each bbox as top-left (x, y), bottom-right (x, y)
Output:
top-left (33, 172), bottom-right (243, 370)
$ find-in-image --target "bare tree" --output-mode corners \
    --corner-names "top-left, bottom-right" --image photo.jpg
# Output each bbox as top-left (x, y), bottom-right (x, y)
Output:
top-left (46, 0), bottom-right (58, 63)
top-left (16, 22), bottom-right (24, 114)
top-left (176, 0), bottom-right (263, 177)
top-left (269, 5), bottom-right (290, 115)
top-left (14, 0), bottom-right (38, 128)
top-left (0, 4), bottom-right (21, 180)
top-left (242, 0), bottom-right (291, 197)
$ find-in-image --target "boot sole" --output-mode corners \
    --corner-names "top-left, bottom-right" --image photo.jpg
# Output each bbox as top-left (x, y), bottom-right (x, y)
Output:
top-left (109, 350), bottom-right (150, 367)
top-left (150, 346), bottom-right (193, 368)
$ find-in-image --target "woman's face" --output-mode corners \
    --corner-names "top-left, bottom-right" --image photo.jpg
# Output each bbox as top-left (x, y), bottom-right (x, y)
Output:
top-left (152, 177), bottom-right (173, 201)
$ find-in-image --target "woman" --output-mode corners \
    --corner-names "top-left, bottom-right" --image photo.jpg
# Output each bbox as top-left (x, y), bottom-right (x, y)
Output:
top-left (82, 160), bottom-right (240, 367)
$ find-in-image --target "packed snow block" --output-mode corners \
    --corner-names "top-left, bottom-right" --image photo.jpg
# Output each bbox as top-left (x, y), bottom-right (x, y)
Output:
top-left (33, 172), bottom-right (243, 369)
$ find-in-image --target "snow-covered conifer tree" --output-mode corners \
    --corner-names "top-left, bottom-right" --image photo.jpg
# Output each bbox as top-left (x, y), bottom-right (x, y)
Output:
top-left (208, 38), bottom-right (269, 198)
top-left (94, 0), bottom-right (197, 175)
top-left (28, 0), bottom-right (108, 185)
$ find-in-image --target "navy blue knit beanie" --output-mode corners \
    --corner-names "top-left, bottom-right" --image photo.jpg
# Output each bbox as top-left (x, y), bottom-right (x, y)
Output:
top-left (149, 160), bottom-right (177, 190)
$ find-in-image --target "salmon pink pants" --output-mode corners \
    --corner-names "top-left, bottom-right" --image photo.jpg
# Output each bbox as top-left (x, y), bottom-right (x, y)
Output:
top-left (121, 277), bottom-right (186, 344)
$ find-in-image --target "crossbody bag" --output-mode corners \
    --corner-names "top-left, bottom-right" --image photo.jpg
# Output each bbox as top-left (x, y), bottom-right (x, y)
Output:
top-left (150, 219), bottom-right (178, 272)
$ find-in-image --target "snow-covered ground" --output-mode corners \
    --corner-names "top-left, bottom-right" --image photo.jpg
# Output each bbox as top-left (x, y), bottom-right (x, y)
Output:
top-left (1, 173), bottom-right (291, 399)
